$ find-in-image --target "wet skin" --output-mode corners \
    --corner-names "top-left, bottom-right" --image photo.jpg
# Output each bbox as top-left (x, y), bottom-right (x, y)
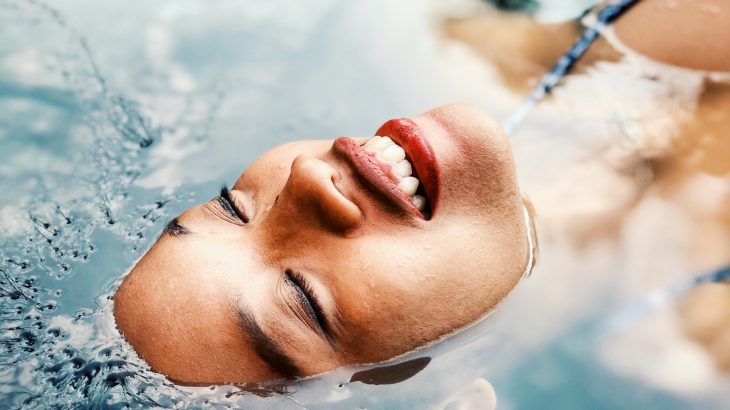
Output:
top-left (113, 104), bottom-right (531, 384)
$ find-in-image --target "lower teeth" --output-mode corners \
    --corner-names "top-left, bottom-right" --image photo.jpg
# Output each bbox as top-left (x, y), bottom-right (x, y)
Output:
top-left (411, 194), bottom-right (426, 211)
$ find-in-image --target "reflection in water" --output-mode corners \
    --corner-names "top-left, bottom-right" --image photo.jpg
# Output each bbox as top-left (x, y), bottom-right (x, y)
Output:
top-left (349, 357), bottom-right (431, 386)
top-left (1, 0), bottom-right (729, 408)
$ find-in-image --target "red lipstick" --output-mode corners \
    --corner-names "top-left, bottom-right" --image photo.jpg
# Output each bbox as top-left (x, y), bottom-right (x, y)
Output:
top-left (332, 118), bottom-right (441, 220)
top-left (375, 118), bottom-right (441, 215)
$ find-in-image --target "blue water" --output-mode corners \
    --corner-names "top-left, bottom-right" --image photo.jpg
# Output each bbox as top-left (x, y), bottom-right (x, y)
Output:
top-left (1, 0), bottom-right (728, 408)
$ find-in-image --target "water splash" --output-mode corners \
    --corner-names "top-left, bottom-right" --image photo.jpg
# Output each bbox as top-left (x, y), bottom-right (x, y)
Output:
top-left (0, 1), bottom-right (210, 407)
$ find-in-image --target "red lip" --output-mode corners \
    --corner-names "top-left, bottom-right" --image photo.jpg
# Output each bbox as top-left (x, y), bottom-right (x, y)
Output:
top-left (332, 118), bottom-right (441, 220)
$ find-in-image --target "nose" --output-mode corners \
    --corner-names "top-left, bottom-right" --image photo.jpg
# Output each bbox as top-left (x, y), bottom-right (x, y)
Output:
top-left (276, 155), bottom-right (362, 233)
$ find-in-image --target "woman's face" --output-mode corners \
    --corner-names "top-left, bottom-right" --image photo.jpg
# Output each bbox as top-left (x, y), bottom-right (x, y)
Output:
top-left (114, 104), bottom-right (530, 384)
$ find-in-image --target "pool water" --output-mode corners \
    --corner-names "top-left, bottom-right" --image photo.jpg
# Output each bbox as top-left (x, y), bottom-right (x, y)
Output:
top-left (1, 0), bottom-right (729, 408)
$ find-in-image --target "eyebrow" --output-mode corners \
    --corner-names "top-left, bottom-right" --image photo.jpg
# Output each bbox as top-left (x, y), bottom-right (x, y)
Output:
top-left (162, 218), bottom-right (191, 237)
top-left (235, 306), bottom-right (300, 379)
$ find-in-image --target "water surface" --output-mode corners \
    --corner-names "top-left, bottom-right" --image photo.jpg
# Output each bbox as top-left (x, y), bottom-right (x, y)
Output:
top-left (1, 0), bottom-right (729, 408)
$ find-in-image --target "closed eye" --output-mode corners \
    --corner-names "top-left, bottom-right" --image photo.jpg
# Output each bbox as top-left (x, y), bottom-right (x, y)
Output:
top-left (218, 185), bottom-right (249, 223)
top-left (284, 269), bottom-right (331, 340)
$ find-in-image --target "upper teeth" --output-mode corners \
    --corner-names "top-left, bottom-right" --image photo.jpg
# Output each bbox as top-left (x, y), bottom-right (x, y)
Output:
top-left (363, 136), bottom-right (426, 211)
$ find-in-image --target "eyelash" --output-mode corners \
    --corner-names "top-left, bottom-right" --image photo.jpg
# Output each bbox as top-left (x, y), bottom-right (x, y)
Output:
top-left (218, 185), bottom-right (249, 223)
top-left (285, 269), bottom-right (328, 335)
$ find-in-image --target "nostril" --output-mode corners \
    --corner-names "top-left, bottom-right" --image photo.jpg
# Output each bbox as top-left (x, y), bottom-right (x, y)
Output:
top-left (284, 156), bottom-right (363, 233)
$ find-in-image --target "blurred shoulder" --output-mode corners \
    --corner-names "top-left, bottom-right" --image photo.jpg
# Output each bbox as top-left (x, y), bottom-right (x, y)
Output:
top-left (613, 0), bottom-right (730, 72)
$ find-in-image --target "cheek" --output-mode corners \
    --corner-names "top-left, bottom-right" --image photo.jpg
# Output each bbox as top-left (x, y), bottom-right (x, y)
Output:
top-left (337, 236), bottom-right (447, 322)
top-left (376, 225), bottom-right (521, 314)
top-left (232, 140), bottom-right (334, 197)
top-left (234, 161), bottom-right (290, 205)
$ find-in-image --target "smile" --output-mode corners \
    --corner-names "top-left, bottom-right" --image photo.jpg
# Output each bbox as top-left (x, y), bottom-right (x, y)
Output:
top-left (332, 118), bottom-right (441, 220)
top-left (361, 135), bottom-right (426, 211)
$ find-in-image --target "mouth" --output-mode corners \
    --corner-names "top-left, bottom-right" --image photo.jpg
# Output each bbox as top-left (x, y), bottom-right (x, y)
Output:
top-left (332, 118), bottom-right (441, 220)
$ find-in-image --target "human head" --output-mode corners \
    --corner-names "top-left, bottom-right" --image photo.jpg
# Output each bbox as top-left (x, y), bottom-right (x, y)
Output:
top-left (113, 104), bottom-right (532, 384)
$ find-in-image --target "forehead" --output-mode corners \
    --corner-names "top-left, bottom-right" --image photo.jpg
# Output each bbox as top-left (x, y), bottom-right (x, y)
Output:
top-left (115, 246), bottom-right (279, 382)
